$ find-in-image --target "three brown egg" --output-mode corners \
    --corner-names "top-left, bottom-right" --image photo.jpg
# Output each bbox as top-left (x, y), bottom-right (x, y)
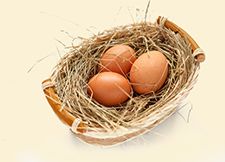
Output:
top-left (87, 44), bottom-right (168, 107)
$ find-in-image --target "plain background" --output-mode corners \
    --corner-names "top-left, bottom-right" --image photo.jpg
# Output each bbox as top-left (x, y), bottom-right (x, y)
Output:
top-left (1, 0), bottom-right (225, 161)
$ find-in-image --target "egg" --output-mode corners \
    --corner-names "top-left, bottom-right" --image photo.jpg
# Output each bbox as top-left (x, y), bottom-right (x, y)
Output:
top-left (87, 72), bottom-right (131, 107)
top-left (98, 44), bottom-right (136, 75)
top-left (130, 51), bottom-right (168, 94)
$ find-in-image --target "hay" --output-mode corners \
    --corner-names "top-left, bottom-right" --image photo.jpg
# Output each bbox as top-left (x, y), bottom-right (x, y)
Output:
top-left (50, 18), bottom-right (198, 134)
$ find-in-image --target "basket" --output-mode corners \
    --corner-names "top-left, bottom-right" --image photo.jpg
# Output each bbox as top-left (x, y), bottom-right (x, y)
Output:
top-left (42, 16), bottom-right (205, 146)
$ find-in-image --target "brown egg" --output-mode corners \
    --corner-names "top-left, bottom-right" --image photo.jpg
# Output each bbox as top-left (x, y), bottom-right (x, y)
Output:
top-left (87, 72), bottom-right (131, 107)
top-left (130, 51), bottom-right (168, 94)
top-left (98, 44), bottom-right (136, 75)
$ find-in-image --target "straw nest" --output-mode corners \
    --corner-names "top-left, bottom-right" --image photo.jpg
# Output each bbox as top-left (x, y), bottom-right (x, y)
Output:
top-left (50, 18), bottom-right (199, 133)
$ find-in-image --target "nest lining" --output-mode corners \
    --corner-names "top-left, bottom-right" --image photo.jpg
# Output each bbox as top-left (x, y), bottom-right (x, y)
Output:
top-left (50, 20), bottom-right (197, 133)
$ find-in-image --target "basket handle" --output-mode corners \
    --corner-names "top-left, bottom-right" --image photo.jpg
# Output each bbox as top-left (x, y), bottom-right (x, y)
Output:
top-left (157, 16), bottom-right (205, 63)
top-left (42, 78), bottom-right (86, 133)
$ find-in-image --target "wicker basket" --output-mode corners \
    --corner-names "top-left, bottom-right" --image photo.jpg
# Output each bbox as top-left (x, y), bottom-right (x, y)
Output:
top-left (42, 16), bottom-right (205, 146)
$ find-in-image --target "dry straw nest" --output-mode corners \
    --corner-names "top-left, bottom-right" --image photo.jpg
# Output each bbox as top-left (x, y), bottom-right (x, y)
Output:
top-left (42, 16), bottom-right (205, 146)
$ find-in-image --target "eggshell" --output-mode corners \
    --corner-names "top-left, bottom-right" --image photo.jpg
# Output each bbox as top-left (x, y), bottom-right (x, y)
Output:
top-left (87, 72), bottom-right (131, 107)
top-left (98, 44), bottom-right (136, 75)
top-left (130, 51), bottom-right (168, 94)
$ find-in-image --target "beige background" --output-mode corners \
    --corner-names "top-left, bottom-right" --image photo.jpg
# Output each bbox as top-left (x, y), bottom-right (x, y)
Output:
top-left (1, 0), bottom-right (224, 161)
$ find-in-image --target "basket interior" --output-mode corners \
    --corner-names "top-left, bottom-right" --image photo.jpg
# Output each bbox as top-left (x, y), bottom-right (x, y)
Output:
top-left (50, 20), bottom-right (197, 133)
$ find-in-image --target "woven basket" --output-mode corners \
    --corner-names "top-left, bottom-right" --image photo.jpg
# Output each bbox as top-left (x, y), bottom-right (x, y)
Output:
top-left (42, 16), bottom-right (205, 146)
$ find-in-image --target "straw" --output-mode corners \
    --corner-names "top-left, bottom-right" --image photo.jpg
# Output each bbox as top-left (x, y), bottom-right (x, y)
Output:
top-left (50, 19), bottom-right (196, 133)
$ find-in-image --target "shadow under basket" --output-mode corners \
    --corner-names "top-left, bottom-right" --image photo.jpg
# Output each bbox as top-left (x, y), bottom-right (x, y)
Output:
top-left (42, 16), bottom-right (205, 146)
